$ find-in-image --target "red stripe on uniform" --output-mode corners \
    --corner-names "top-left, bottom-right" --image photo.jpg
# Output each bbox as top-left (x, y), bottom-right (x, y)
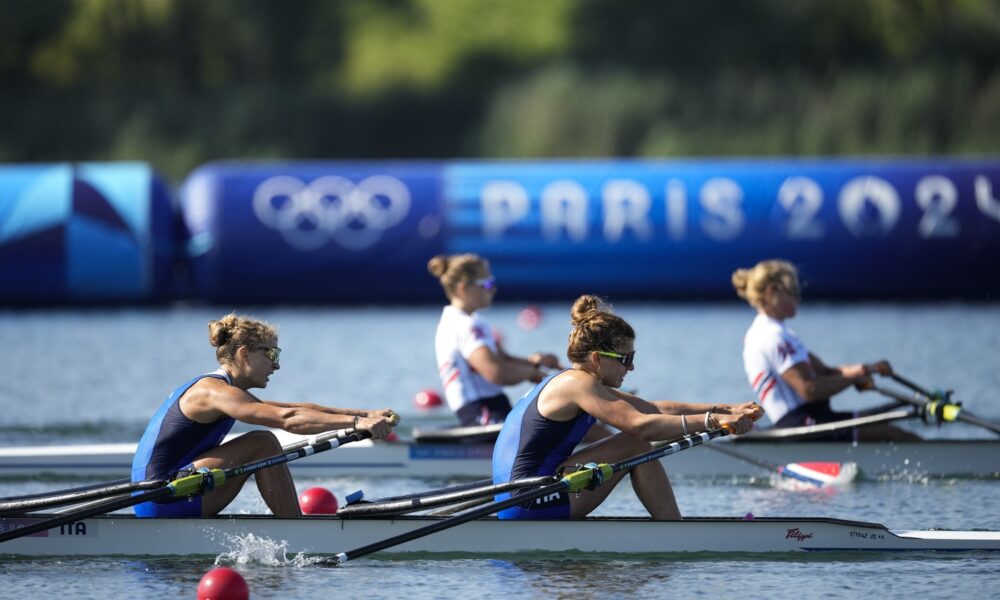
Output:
top-left (760, 379), bottom-right (776, 400)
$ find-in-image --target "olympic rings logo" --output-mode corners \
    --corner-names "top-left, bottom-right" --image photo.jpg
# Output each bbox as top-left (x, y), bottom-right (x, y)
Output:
top-left (252, 175), bottom-right (411, 251)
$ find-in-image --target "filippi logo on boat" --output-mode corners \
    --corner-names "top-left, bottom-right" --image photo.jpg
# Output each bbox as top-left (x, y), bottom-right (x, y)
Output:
top-left (252, 175), bottom-right (412, 251)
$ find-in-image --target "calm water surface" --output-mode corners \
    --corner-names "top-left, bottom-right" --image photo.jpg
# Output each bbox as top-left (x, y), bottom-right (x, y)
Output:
top-left (1, 302), bottom-right (999, 599)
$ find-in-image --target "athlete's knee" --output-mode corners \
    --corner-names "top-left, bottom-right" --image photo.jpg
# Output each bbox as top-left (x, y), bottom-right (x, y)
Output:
top-left (242, 430), bottom-right (283, 452)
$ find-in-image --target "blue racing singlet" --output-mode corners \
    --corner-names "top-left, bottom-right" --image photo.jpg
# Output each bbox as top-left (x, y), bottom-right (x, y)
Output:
top-left (492, 371), bottom-right (596, 519)
top-left (131, 369), bottom-right (236, 517)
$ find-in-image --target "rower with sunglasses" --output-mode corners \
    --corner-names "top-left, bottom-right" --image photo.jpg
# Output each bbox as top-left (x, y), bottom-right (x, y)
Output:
top-left (131, 312), bottom-right (397, 518)
top-left (428, 253), bottom-right (563, 427)
top-left (492, 295), bottom-right (761, 520)
top-left (733, 259), bottom-right (921, 441)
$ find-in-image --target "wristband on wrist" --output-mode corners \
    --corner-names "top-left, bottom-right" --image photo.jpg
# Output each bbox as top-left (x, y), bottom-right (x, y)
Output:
top-left (704, 411), bottom-right (712, 430)
top-left (353, 415), bottom-right (360, 429)
top-left (680, 414), bottom-right (688, 435)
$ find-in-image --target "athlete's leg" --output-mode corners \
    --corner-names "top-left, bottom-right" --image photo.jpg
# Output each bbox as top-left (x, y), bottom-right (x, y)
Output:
top-left (193, 430), bottom-right (302, 517)
top-left (560, 432), bottom-right (680, 520)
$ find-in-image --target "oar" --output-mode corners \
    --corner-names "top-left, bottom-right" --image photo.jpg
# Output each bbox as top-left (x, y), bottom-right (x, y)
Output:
top-left (889, 374), bottom-right (936, 398)
top-left (0, 478), bottom-right (168, 516)
top-left (874, 376), bottom-right (1000, 436)
top-left (337, 475), bottom-right (555, 517)
top-left (703, 444), bottom-right (857, 488)
top-left (0, 428), bottom-right (364, 516)
top-left (343, 477), bottom-right (494, 508)
top-left (0, 428), bottom-right (373, 544)
top-left (737, 409), bottom-right (916, 441)
top-left (331, 427), bottom-right (733, 564)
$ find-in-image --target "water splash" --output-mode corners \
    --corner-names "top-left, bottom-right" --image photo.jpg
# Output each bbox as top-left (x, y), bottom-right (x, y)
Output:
top-left (213, 532), bottom-right (330, 568)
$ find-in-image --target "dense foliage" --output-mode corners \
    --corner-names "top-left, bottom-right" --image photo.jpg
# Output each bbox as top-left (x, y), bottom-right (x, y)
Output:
top-left (2, 0), bottom-right (998, 180)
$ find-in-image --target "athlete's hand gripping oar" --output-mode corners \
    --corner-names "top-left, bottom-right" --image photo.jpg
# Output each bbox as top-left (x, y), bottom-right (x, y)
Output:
top-left (0, 428), bottom-right (375, 544)
top-left (704, 443), bottom-right (857, 489)
top-left (331, 426), bottom-right (736, 564)
top-left (872, 375), bottom-right (1000, 436)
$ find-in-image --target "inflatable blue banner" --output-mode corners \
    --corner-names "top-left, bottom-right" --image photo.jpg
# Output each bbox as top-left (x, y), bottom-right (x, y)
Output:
top-left (445, 158), bottom-right (1000, 299)
top-left (9, 158), bottom-right (998, 304)
top-left (180, 162), bottom-right (446, 303)
top-left (0, 163), bottom-right (174, 304)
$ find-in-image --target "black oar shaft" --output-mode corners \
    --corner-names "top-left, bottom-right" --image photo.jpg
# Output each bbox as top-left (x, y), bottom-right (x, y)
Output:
top-left (0, 479), bottom-right (167, 516)
top-left (337, 476), bottom-right (555, 517)
top-left (705, 443), bottom-right (782, 472)
top-left (351, 478), bottom-right (494, 505)
top-left (0, 478), bottom-right (130, 503)
top-left (336, 479), bottom-right (568, 563)
top-left (0, 487), bottom-right (174, 543)
top-left (890, 374), bottom-right (934, 397)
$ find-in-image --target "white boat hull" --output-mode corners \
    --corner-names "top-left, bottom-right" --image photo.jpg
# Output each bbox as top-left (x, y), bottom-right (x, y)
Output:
top-left (1, 514), bottom-right (998, 557)
top-left (1, 438), bottom-right (997, 479)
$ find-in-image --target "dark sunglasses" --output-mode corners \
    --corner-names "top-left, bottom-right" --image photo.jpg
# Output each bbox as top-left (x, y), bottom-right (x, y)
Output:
top-left (597, 350), bottom-right (635, 369)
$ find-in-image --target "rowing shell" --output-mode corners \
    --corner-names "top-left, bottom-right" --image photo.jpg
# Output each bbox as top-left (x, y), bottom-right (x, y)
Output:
top-left (1, 514), bottom-right (997, 556)
top-left (1, 437), bottom-right (997, 479)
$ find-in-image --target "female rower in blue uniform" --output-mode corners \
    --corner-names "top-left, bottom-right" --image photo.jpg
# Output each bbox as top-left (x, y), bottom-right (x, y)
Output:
top-left (131, 313), bottom-right (397, 518)
top-left (493, 295), bottom-right (760, 520)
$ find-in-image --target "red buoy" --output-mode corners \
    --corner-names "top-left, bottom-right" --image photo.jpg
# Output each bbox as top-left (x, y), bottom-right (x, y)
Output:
top-left (197, 567), bottom-right (249, 600)
top-left (517, 305), bottom-right (542, 330)
top-left (299, 487), bottom-right (339, 514)
top-left (414, 389), bottom-right (443, 410)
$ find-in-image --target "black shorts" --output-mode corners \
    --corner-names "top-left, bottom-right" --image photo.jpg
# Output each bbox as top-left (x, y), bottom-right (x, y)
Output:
top-left (456, 393), bottom-right (512, 426)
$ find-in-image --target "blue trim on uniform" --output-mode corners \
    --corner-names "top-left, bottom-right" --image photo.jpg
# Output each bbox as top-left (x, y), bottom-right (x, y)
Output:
top-left (131, 371), bottom-right (235, 518)
top-left (492, 371), bottom-right (595, 520)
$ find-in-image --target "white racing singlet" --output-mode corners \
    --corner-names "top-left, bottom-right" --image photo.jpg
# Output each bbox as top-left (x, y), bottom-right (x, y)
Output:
top-left (742, 313), bottom-right (811, 423)
top-left (434, 305), bottom-right (504, 412)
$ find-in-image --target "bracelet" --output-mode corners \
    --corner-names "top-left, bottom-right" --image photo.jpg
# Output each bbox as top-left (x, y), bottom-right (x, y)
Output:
top-left (704, 411), bottom-right (712, 430)
top-left (680, 414), bottom-right (688, 435)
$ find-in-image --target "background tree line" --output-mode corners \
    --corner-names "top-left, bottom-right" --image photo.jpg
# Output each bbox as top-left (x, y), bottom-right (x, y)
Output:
top-left (2, 0), bottom-right (998, 182)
